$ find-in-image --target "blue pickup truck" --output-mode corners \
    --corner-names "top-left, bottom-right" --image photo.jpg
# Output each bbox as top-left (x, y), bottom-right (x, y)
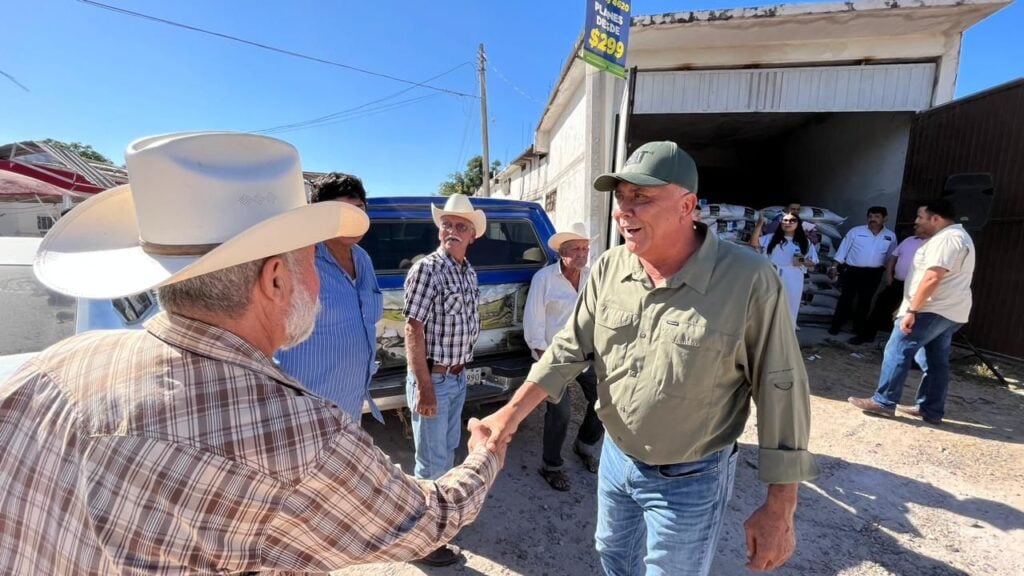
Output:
top-left (22, 197), bottom-right (557, 413)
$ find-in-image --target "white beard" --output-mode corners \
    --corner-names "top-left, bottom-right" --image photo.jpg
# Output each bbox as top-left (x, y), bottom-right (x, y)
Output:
top-left (281, 282), bottom-right (320, 350)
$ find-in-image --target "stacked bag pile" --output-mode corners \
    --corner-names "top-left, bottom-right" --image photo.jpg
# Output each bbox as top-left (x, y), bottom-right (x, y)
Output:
top-left (761, 205), bottom-right (847, 319)
top-left (698, 203), bottom-right (761, 245)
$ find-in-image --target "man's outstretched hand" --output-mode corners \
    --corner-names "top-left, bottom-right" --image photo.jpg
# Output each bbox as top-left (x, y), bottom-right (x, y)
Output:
top-left (468, 411), bottom-right (518, 453)
top-left (467, 417), bottom-right (511, 465)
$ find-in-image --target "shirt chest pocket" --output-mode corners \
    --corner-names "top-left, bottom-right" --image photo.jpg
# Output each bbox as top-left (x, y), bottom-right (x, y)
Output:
top-left (442, 290), bottom-right (464, 315)
top-left (594, 304), bottom-right (638, 372)
top-left (653, 320), bottom-right (731, 401)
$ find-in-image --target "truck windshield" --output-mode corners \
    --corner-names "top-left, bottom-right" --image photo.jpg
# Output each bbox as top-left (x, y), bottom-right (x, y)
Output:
top-left (361, 218), bottom-right (548, 273)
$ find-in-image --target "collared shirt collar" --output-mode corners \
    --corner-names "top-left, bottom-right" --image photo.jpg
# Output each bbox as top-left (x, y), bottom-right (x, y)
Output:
top-left (145, 311), bottom-right (306, 393)
top-left (557, 260), bottom-right (589, 280)
top-left (436, 246), bottom-right (472, 270)
top-left (624, 222), bottom-right (717, 294)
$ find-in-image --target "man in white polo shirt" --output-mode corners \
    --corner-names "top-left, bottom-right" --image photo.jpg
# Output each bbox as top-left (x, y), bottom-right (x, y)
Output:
top-left (849, 199), bottom-right (975, 425)
top-left (828, 206), bottom-right (897, 344)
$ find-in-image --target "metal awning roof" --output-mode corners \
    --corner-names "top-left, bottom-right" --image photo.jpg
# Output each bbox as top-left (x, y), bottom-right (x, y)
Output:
top-left (0, 141), bottom-right (128, 201)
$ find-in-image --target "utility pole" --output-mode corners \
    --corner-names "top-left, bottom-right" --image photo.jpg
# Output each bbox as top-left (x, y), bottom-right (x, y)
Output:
top-left (478, 43), bottom-right (491, 197)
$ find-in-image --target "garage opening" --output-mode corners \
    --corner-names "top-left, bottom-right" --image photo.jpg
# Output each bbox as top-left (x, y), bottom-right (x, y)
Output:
top-left (627, 110), bottom-right (915, 324)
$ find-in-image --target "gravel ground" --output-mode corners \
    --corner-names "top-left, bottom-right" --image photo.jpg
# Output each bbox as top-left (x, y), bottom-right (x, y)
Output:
top-left (336, 336), bottom-right (1024, 576)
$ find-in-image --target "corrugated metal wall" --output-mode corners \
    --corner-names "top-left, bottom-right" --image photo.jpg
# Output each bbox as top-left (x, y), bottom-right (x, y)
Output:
top-left (900, 79), bottom-right (1024, 358)
top-left (634, 63), bottom-right (936, 114)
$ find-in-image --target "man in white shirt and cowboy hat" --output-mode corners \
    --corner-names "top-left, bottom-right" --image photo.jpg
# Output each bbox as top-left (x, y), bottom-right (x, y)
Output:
top-left (525, 222), bottom-right (604, 491)
top-left (0, 133), bottom-right (506, 574)
top-left (402, 192), bottom-right (486, 566)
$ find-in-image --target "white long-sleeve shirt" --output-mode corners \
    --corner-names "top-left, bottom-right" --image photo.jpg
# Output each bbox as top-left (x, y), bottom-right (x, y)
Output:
top-left (834, 225), bottom-right (897, 268)
top-left (524, 261), bottom-right (589, 359)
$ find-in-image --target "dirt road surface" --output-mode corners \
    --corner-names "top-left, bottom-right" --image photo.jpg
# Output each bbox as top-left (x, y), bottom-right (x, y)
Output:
top-left (336, 336), bottom-right (1024, 575)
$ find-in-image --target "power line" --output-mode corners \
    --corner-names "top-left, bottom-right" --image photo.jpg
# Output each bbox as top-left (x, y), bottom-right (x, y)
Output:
top-left (489, 61), bottom-right (542, 105)
top-left (77, 0), bottom-right (478, 99)
top-left (261, 93), bottom-right (441, 136)
top-left (454, 97), bottom-right (476, 174)
top-left (0, 68), bottom-right (30, 92)
top-left (254, 62), bottom-right (472, 134)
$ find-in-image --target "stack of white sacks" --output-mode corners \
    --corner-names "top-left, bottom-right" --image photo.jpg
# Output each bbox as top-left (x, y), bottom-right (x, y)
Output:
top-left (698, 203), bottom-right (761, 244)
top-left (698, 203), bottom-right (849, 319)
top-left (761, 205), bottom-right (848, 318)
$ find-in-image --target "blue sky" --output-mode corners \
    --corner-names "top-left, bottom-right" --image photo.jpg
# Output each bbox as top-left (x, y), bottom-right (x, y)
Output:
top-left (2, 0), bottom-right (1021, 196)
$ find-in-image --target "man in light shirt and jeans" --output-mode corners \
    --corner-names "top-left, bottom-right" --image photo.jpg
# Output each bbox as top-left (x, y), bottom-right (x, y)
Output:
top-left (524, 222), bottom-right (603, 491)
top-left (849, 199), bottom-right (976, 425)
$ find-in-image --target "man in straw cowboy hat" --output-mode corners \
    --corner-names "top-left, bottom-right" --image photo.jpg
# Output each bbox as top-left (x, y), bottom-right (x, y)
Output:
top-left (475, 141), bottom-right (818, 575)
top-left (402, 192), bottom-right (486, 566)
top-left (0, 133), bottom-right (505, 574)
top-left (524, 222), bottom-right (604, 492)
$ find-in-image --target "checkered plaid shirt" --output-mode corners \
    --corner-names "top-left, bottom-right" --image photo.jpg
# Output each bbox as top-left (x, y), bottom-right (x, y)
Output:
top-left (403, 248), bottom-right (481, 366)
top-left (0, 312), bottom-right (498, 575)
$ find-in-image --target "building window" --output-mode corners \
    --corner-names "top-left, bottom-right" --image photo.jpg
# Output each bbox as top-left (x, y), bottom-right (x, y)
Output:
top-left (37, 215), bottom-right (55, 233)
top-left (544, 189), bottom-right (557, 213)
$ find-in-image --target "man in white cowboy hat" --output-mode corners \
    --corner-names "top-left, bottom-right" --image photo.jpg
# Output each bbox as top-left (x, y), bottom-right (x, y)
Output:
top-left (475, 141), bottom-right (817, 575)
top-left (524, 222), bottom-right (603, 492)
top-left (0, 133), bottom-right (505, 575)
top-left (402, 192), bottom-right (485, 566)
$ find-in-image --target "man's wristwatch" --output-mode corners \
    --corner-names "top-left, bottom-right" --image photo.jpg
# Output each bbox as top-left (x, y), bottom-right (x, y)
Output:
top-left (906, 310), bottom-right (919, 315)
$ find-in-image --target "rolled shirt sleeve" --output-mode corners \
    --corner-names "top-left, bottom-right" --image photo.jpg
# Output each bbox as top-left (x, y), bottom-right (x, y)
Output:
top-left (744, 271), bottom-right (820, 484)
top-left (834, 231), bottom-right (853, 264)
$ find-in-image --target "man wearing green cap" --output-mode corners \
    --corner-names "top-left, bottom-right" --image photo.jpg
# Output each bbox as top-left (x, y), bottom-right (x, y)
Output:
top-left (473, 141), bottom-right (818, 575)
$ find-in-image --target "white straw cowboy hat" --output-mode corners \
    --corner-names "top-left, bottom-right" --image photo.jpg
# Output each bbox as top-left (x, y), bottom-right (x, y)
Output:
top-left (431, 193), bottom-right (487, 238)
top-left (547, 222), bottom-right (595, 251)
top-left (34, 131), bottom-right (369, 299)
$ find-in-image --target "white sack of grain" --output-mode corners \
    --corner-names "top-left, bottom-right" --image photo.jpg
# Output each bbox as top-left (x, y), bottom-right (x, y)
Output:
top-left (799, 206), bottom-right (846, 224)
top-left (705, 203), bottom-right (759, 222)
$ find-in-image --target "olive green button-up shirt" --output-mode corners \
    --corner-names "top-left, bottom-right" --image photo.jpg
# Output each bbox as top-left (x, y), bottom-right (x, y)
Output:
top-left (527, 225), bottom-right (819, 484)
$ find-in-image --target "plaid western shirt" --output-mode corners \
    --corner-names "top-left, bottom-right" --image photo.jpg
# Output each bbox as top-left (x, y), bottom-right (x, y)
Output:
top-left (0, 312), bottom-right (499, 575)
top-left (402, 248), bottom-right (481, 366)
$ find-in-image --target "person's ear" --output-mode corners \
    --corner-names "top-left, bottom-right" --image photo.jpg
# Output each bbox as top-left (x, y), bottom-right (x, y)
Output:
top-left (257, 256), bottom-right (291, 307)
top-left (680, 191), bottom-right (698, 216)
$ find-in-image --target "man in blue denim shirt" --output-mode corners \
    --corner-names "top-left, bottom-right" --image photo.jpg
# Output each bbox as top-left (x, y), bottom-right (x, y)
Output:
top-left (277, 173), bottom-right (384, 423)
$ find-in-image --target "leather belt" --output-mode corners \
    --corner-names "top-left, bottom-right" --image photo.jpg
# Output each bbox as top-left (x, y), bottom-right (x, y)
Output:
top-left (431, 363), bottom-right (465, 375)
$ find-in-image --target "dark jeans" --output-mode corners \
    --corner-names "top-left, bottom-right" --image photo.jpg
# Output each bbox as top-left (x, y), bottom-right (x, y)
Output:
top-left (830, 266), bottom-right (885, 338)
top-left (542, 368), bottom-right (603, 469)
top-left (867, 279), bottom-right (905, 338)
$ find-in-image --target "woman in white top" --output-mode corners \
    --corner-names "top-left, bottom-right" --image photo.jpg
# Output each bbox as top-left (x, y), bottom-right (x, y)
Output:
top-left (751, 213), bottom-right (818, 328)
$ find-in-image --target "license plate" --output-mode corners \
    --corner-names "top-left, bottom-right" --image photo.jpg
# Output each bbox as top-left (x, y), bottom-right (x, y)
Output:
top-left (465, 367), bottom-right (483, 386)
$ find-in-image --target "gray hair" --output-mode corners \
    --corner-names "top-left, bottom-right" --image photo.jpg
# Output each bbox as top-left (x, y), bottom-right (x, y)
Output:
top-left (157, 251), bottom-right (299, 318)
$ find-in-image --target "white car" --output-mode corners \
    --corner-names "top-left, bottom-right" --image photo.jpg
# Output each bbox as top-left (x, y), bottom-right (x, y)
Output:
top-left (0, 236), bottom-right (77, 381)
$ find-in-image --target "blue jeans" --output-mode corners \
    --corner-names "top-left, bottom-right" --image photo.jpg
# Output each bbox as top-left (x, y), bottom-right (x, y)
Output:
top-left (872, 312), bottom-right (963, 421)
top-left (595, 437), bottom-right (737, 576)
top-left (406, 371), bottom-right (466, 480)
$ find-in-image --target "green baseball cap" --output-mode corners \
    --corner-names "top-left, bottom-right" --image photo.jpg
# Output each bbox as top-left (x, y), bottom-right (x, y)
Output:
top-left (593, 141), bottom-right (698, 194)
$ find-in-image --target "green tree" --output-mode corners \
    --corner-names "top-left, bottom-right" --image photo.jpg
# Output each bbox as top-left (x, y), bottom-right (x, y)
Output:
top-left (439, 155), bottom-right (503, 196)
top-left (41, 139), bottom-right (113, 164)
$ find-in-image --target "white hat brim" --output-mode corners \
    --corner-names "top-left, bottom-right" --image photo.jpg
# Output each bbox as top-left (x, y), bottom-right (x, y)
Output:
top-left (547, 232), bottom-right (597, 251)
top-left (34, 184), bottom-right (369, 299)
top-left (431, 203), bottom-right (487, 238)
